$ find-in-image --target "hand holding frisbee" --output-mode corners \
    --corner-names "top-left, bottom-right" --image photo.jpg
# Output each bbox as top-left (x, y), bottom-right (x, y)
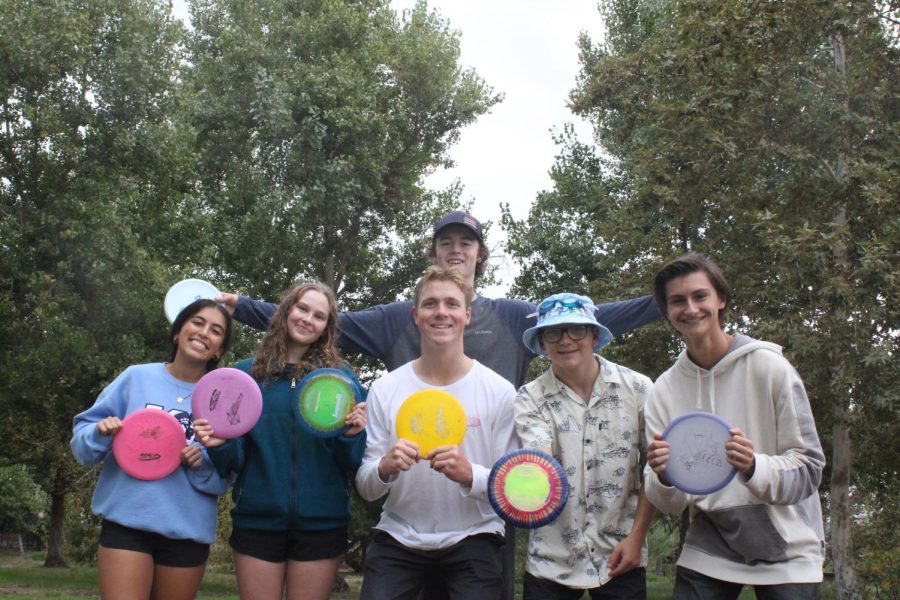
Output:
top-left (293, 368), bottom-right (364, 437)
top-left (164, 278), bottom-right (220, 324)
top-left (660, 411), bottom-right (737, 495)
top-left (395, 389), bottom-right (466, 455)
top-left (112, 408), bottom-right (187, 481)
top-left (191, 368), bottom-right (263, 439)
top-left (96, 416), bottom-right (124, 436)
top-left (488, 448), bottom-right (569, 529)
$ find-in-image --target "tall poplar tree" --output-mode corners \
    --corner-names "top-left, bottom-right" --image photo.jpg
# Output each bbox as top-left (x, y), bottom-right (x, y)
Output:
top-left (504, 1), bottom-right (899, 597)
top-left (184, 0), bottom-right (500, 306)
top-left (0, 0), bottom-right (198, 565)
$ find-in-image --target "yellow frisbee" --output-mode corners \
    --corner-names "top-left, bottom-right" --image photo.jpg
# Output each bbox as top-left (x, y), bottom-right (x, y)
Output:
top-left (395, 389), bottom-right (467, 455)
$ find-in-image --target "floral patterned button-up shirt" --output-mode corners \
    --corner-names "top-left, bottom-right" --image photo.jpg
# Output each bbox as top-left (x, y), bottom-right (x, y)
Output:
top-left (515, 355), bottom-right (651, 589)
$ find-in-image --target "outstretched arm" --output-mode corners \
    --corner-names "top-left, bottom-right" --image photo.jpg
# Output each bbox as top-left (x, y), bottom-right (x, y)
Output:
top-left (594, 295), bottom-right (662, 337)
top-left (216, 293), bottom-right (277, 331)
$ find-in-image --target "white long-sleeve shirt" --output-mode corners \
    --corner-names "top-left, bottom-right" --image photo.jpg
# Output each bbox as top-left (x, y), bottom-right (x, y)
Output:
top-left (356, 360), bottom-right (518, 550)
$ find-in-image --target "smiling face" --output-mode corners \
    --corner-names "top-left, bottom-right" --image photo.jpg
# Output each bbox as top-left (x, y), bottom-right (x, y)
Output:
top-left (413, 279), bottom-right (472, 348)
top-left (286, 289), bottom-right (331, 352)
top-left (432, 225), bottom-right (485, 285)
top-left (664, 271), bottom-right (727, 342)
top-left (174, 306), bottom-right (228, 366)
top-left (541, 325), bottom-right (600, 376)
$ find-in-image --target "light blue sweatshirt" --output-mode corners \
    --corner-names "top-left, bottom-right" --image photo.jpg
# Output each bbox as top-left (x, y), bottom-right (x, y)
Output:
top-left (71, 363), bottom-right (227, 544)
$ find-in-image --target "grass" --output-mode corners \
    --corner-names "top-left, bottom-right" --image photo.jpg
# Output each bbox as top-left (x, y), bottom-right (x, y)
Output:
top-left (0, 551), bottom-right (839, 599)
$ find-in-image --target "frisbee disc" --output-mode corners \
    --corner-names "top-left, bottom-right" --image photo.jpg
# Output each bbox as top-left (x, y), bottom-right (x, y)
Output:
top-left (661, 411), bottom-right (737, 495)
top-left (293, 369), bottom-right (362, 437)
top-left (395, 389), bottom-right (466, 455)
top-left (192, 368), bottom-right (262, 439)
top-left (112, 409), bottom-right (186, 481)
top-left (164, 278), bottom-right (219, 324)
top-left (488, 449), bottom-right (569, 529)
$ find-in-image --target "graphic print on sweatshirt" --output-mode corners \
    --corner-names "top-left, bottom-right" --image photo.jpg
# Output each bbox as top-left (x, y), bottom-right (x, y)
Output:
top-left (144, 403), bottom-right (195, 442)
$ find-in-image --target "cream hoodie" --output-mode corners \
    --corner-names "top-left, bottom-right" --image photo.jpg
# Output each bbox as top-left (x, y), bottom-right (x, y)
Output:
top-left (644, 334), bottom-right (825, 585)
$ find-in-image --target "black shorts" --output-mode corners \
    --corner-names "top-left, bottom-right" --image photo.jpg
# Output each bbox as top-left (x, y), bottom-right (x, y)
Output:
top-left (98, 519), bottom-right (210, 568)
top-left (229, 526), bottom-right (348, 563)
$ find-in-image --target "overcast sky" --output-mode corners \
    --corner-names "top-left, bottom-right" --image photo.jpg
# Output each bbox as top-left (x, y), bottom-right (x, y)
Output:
top-left (171, 0), bottom-right (607, 297)
top-left (389, 1), bottom-right (605, 297)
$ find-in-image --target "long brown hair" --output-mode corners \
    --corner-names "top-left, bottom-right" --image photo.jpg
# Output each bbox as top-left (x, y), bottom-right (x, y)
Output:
top-left (250, 281), bottom-right (343, 381)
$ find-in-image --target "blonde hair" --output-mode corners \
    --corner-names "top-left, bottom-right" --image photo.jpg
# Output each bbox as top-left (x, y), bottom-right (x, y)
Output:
top-left (413, 265), bottom-right (475, 309)
top-left (250, 281), bottom-right (344, 381)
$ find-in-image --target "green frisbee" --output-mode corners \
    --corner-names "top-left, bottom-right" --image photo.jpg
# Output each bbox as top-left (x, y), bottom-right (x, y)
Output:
top-left (292, 369), bottom-right (361, 437)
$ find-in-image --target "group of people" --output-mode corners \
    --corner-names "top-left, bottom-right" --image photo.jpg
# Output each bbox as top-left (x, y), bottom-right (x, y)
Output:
top-left (71, 210), bottom-right (826, 600)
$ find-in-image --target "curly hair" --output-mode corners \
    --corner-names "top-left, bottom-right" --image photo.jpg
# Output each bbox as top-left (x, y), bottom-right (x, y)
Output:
top-left (250, 281), bottom-right (344, 381)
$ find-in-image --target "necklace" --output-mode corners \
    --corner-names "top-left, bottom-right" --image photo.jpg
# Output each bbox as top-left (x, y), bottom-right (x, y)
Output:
top-left (165, 363), bottom-right (196, 404)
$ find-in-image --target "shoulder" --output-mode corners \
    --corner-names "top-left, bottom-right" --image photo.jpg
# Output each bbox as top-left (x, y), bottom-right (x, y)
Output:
top-left (648, 363), bottom-right (681, 405)
top-left (601, 356), bottom-right (652, 389)
top-left (347, 300), bottom-right (414, 318)
top-left (472, 361), bottom-right (516, 395)
top-left (518, 367), bottom-right (553, 399)
top-left (126, 362), bottom-right (162, 375)
top-left (370, 361), bottom-right (413, 391)
top-left (477, 296), bottom-right (535, 315)
top-left (117, 363), bottom-right (164, 383)
top-left (232, 358), bottom-right (255, 373)
top-left (729, 336), bottom-right (796, 377)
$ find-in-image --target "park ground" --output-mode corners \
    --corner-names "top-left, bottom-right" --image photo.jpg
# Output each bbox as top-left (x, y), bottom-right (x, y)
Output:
top-left (0, 550), bottom-right (839, 599)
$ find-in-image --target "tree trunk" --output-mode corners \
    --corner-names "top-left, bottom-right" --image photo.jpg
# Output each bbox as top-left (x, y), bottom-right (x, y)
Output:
top-left (43, 492), bottom-right (67, 568)
top-left (830, 400), bottom-right (860, 600)
top-left (827, 208), bottom-right (860, 600)
top-left (826, 27), bottom-right (861, 599)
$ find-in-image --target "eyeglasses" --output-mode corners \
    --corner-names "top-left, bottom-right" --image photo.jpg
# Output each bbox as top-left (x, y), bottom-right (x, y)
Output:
top-left (541, 325), bottom-right (591, 344)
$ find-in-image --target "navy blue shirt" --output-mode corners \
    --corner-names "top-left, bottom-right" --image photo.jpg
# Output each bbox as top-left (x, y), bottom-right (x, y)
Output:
top-left (235, 295), bottom-right (661, 388)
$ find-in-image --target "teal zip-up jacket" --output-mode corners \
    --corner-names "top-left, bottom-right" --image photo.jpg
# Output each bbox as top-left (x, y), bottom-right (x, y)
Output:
top-left (207, 358), bottom-right (366, 531)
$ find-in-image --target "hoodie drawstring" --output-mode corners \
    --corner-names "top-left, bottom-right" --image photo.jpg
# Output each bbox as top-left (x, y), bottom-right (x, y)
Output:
top-left (694, 367), bottom-right (717, 414)
top-left (695, 369), bottom-right (702, 410)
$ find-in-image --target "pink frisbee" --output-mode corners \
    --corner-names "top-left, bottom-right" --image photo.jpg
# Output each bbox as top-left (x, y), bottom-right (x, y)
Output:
top-left (191, 368), bottom-right (262, 439)
top-left (113, 409), bottom-right (186, 481)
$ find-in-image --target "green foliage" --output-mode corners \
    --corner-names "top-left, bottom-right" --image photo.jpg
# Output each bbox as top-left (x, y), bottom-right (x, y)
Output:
top-left (62, 472), bottom-right (100, 566)
top-left (0, 465), bottom-right (48, 537)
top-left (208, 494), bottom-right (235, 570)
top-left (185, 0), bottom-right (500, 307)
top-left (504, 0), bottom-right (899, 594)
top-left (646, 516), bottom-right (679, 578)
top-left (2, 0), bottom-right (500, 567)
top-left (0, 0), bottom-right (208, 564)
top-left (857, 549), bottom-right (900, 600)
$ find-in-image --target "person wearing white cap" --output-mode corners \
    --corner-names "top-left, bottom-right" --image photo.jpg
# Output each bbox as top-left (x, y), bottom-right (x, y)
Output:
top-left (516, 293), bottom-right (656, 600)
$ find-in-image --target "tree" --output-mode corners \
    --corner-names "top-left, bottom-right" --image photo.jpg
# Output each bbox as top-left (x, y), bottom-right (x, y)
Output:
top-left (184, 0), bottom-right (500, 307)
top-left (0, 464), bottom-right (49, 552)
top-left (0, 0), bottom-right (201, 566)
top-left (504, 1), bottom-right (899, 597)
top-left (183, 0), bottom-right (500, 569)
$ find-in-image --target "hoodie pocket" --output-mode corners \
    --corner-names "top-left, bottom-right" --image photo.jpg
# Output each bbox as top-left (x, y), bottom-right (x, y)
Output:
top-left (687, 504), bottom-right (788, 565)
